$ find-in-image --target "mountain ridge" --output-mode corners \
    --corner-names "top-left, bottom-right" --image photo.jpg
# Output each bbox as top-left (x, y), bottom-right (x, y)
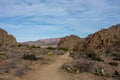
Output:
top-left (22, 38), bottom-right (60, 46)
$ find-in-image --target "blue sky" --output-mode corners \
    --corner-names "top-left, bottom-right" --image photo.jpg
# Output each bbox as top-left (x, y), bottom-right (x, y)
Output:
top-left (0, 0), bottom-right (120, 42)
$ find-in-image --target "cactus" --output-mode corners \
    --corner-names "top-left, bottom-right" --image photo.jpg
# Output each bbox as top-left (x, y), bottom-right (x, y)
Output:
top-left (93, 67), bottom-right (105, 76)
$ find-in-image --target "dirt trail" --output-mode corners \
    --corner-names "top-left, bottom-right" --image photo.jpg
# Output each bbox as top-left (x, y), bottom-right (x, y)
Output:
top-left (23, 52), bottom-right (72, 80)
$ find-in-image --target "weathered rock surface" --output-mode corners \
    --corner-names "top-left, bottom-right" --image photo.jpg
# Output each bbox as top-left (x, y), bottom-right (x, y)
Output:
top-left (57, 35), bottom-right (84, 50)
top-left (75, 24), bottom-right (120, 51)
top-left (0, 28), bottom-right (17, 45)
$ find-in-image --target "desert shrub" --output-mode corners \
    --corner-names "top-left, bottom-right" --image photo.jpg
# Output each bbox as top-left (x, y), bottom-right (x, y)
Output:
top-left (47, 47), bottom-right (56, 50)
top-left (62, 64), bottom-right (73, 73)
top-left (108, 62), bottom-right (119, 66)
top-left (70, 49), bottom-right (91, 59)
top-left (22, 54), bottom-right (37, 60)
top-left (70, 49), bottom-right (104, 62)
top-left (0, 59), bottom-right (18, 74)
top-left (54, 50), bottom-right (64, 55)
top-left (0, 66), bottom-right (10, 73)
top-left (105, 48), bottom-right (112, 53)
top-left (0, 52), bottom-right (7, 59)
top-left (74, 61), bottom-right (94, 73)
top-left (113, 53), bottom-right (120, 61)
top-left (70, 52), bottom-right (83, 59)
top-left (0, 44), bottom-right (2, 48)
top-left (31, 45), bottom-right (41, 48)
top-left (86, 51), bottom-right (104, 62)
top-left (0, 52), bottom-right (6, 55)
top-left (112, 70), bottom-right (120, 79)
top-left (0, 78), bottom-right (4, 80)
top-left (15, 63), bottom-right (29, 77)
top-left (17, 43), bottom-right (22, 47)
top-left (7, 60), bottom-right (18, 69)
top-left (15, 67), bottom-right (25, 77)
top-left (58, 48), bottom-right (68, 52)
top-left (62, 61), bottom-right (94, 73)
top-left (47, 51), bottom-right (55, 57)
top-left (93, 67), bottom-right (105, 76)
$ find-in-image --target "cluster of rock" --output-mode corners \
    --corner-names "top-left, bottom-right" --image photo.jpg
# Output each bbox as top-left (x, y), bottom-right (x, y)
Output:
top-left (0, 28), bottom-right (17, 45)
top-left (57, 35), bottom-right (84, 50)
top-left (58, 24), bottom-right (120, 51)
top-left (82, 24), bottom-right (120, 51)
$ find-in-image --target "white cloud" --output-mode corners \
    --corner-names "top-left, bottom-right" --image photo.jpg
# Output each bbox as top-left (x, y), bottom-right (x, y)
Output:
top-left (0, 0), bottom-right (120, 41)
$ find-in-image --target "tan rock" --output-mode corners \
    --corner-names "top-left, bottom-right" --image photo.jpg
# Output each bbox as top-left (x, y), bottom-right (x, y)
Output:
top-left (0, 28), bottom-right (17, 45)
top-left (57, 35), bottom-right (84, 50)
top-left (82, 24), bottom-right (120, 51)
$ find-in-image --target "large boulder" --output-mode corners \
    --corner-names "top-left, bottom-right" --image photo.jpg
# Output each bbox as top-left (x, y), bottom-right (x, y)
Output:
top-left (0, 28), bottom-right (17, 45)
top-left (82, 24), bottom-right (120, 51)
top-left (57, 35), bottom-right (84, 50)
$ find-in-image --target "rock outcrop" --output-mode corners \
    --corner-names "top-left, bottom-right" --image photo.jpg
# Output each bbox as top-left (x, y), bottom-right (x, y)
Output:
top-left (0, 28), bottom-right (17, 45)
top-left (57, 35), bottom-right (84, 50)
top-left (75, 24), bottom-right (120, 51)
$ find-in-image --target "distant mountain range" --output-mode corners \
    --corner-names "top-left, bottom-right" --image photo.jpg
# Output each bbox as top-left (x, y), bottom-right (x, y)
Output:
top-left (22, 38), bottom-right (60, 46)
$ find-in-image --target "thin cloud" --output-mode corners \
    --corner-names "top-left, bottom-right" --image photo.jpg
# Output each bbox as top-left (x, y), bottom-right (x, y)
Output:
top-left (0, 0), bottom-right (120, 41)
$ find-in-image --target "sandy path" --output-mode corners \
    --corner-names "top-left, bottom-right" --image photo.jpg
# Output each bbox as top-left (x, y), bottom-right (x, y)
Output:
top-left (23, 52), bottom-right (72, 80)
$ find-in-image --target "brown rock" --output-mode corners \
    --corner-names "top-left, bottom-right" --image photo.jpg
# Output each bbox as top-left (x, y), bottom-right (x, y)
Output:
top-left (82, 24), bottom-right (120, 51)
top-left (57, 35), bottom-right (84, 50)
top-left (0, 28), bottom-right (17, 45)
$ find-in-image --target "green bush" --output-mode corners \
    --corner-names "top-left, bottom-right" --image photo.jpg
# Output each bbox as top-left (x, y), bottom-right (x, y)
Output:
top-left (22, 54), bottom-right (37, 60)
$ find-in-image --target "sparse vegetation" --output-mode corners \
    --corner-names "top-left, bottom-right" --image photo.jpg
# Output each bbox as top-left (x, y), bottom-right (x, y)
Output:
top-left (0, 52), bottom-right (6, 55)
top-left (22, 54), bottom-right (38, 60)
top-left (113, 53), bottom-right (120, 61)
top-left (62, 60), bottom-right (95, 73)
top-left (17, 43), bottom-right (22, 47)
top-left (62, 49), bottom-right (120, 80)
top-left (113, 70), bottom-right (120, 78)
top-left (70, 49), bottom-right (104, 62)
top-left (58, 48), bottom-right (68, 52)
top-left (86, 51), bottom-right (104, 62)
top-left (15, 64), bottom-right (29, 77)
top-left (47, 51), bottom-right (55, 57)
top-left (108, 62), bottom-right (119, 66)
top-left (0, 44), bottom-right (60, 80)
top-left (93, 67), bottom-right (105, 76)
top-left (47, 47), bottom-right (56, 50)
top-left (31, 45), bottom-right (41, 48)
top-left (0, 25), bottom-right (120, 80)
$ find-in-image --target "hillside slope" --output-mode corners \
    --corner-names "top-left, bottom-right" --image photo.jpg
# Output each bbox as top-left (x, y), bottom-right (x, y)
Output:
top-left (0, 28), bottom-right (17, 45)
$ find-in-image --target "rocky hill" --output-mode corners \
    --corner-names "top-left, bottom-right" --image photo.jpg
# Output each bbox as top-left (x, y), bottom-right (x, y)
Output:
top-left (75, 24), bottom-right (120, 51)
top-left (23, 38), bottom-right (60, 46)
top-left (57, 35), bottom-right (84, 50)
top-left (0, 28), bottom-right (17, 45)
